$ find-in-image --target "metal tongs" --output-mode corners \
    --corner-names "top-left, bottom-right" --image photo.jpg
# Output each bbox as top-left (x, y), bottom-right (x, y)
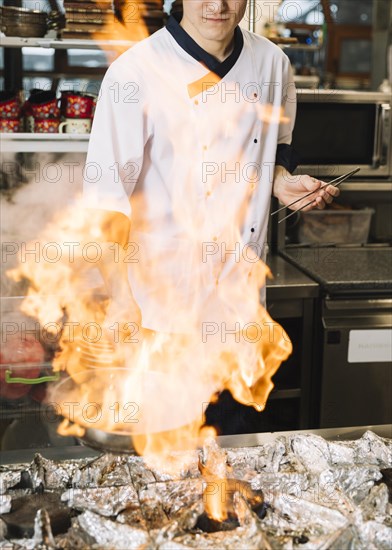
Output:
top-left (271, 167), bottom-right (361, 223)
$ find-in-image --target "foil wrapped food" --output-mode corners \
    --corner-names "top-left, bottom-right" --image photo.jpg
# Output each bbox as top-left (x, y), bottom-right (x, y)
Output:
top-left (0, 431), bottom-right (391, 549)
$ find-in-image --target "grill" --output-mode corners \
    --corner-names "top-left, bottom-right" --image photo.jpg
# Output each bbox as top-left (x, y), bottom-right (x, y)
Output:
top-left (0, 428), bottom-right (391, 549)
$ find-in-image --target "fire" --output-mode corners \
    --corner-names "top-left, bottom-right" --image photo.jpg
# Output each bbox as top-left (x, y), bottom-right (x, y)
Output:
top-left (6, 187), bottom-right (292, 463)
top-left (200, 431), bottom-right (229, 522)
top-left (91, 0), bottom-right (161, 57)
top-left (5, 3), bottom-right (293, 503)
top-left (6, 195), bottom-right (292, 450)
top-left (198, 432), bottom-right (265, 524)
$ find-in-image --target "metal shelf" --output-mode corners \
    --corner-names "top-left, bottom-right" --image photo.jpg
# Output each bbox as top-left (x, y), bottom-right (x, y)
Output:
top-left (269, 388), bottom-right (301, 400)
top-left (294, 75), bottom-right (320, 88)
top-left (0, 36), bottom-right (135, 50)
top-left (339, 182), bottom-right (392, 192)
top-left (280, 44), bottom-right (321, 51)
top-left (0, 133), bottom-right (90, 153)
top-left (282, 44), bottom-right (322, 52)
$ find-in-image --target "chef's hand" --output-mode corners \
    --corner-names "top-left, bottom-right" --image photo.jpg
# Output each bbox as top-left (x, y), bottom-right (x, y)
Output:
top-left (273, 166), bottom-right (340, 211)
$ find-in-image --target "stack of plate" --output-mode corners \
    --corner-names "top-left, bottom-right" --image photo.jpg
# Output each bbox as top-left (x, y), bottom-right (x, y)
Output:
top-left (62, 0), bottom-right (115, 39)
top-left (0, 5), bottom-right (47, 38)
top-left (62, 0), bottom-right (165, 39)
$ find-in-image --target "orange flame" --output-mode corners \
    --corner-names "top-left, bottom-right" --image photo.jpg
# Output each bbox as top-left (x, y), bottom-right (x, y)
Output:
top-left (198, 431), bottom-right (264, 522)
top-left (7, 190), bottom-right (292, 470)
top-left (200, 431), bottom-right (229, 522)
top-left (6, 6), bottom-right (293, 480)
top-left (91, 0), bottom-right (161, 57)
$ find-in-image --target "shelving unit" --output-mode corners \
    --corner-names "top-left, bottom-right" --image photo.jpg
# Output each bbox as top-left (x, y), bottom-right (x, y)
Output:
top-left (0, 36), bottom-right (135, 50)
top-left (279, 44), bottom-right (321, 51)
top-left (0, 47), bottom-right (321, 153)
top-left (0, 34), bottom-right (134, 151)
top-left (0, 132), bottom-right (89, 153)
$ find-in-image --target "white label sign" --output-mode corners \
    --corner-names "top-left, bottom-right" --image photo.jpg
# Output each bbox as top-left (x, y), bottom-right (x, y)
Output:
top-left (348, 329), bottom-right (392, 363)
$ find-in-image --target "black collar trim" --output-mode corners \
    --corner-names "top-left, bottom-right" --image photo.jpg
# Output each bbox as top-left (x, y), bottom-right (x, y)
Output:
top-left (166, 13), bottom-right (244, 78)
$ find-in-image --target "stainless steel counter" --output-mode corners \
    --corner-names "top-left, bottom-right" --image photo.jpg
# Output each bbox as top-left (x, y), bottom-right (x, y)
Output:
top-left (0, 444), bottom-right (100, 465)
top-left (266, 254), bottom-right (319, 300)
top-left (282, 247), bottom-right (392, 296)
top-left (1, 425), bottom-right (390, 464)
top-left (218, 424), bottom-right (392, 448)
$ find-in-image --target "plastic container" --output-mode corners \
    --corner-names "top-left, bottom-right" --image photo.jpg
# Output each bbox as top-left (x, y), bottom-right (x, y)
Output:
top-left (298, 208), bottom-right (375, 245)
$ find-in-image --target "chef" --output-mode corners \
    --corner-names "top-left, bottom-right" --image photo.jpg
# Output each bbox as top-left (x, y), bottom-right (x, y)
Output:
top-left (83, 0), bottom-right (339, 345)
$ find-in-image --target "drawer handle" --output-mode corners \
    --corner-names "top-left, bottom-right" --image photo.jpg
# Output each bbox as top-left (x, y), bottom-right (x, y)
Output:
top-left (5, 370), bottom-right (60, 384)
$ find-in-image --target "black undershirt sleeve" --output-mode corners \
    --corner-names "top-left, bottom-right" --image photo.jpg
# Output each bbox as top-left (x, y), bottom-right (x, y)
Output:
top-left (275, 143), bottom-right (301, 174)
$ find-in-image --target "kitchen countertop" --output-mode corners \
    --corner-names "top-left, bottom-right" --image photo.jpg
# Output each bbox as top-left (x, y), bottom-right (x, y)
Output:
top-left (1, 425), bottom-right (390, 464)
top-left (218, 423), bottom-right (392, 448)
top-left (282, 247), bottom-right (392, 295)
top-left (265, 253), bottom-right (319, 300)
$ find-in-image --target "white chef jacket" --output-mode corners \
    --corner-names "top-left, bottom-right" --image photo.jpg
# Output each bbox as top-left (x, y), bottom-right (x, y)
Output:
top-left (83, 20), bottom-right (297, 334)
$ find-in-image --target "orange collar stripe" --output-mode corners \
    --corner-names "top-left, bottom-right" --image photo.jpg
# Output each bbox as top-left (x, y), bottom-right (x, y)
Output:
top-left (187, 72), bottom-right (221, 98)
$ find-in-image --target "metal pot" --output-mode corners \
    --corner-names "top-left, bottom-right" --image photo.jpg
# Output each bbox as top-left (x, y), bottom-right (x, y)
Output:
top-left (0, 6), bottom-right (47, 38)
top-left (48, 367), bottom-right (210, 453)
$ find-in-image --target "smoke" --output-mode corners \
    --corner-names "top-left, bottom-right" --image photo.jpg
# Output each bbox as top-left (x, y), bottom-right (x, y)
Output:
top-left (1, 151), bottom-right (85, 296)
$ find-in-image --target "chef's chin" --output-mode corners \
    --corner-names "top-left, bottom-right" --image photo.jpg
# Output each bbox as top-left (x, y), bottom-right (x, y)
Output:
top-left (199, 19), bottom-right (237, 40)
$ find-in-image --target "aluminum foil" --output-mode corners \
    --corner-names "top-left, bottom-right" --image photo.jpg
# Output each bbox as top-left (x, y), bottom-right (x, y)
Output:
top-left (54, 517), bottom-right (97, 549)
top-left (71, 454), bottom-right (133, 489)
top-left (266, 438), bottom-right (288, 473)
top-left (334, 465), bottom-right (383, 503)
top-left (289, 434), bottom-right (332, 473)
top-left (250, 471), bottom-right (310, 499)
top-left (0, 471), bottom-right (21, 494)
top-left (96, 455), bottom-right (133, 487)
top-left (116, 504), bottom-right (148, 530)
top-left (33, 508), bottom-right (56, 548)
top-left (227, 439), bottom-right (288, 474)
top-left (127, 452), bottom-right (201, 491)
top-left (146, 451), bottom-right (201, 483)
top-left (354, 431), bottom-right (392, 468)
top-left (0, 538), bottom-right (35, 549)
top-left (152, 496), bottom-right (272, 550)
top-left (133, 487), bottom-right (169, 531)
top-left (28, 454), bottom-right (77, 491)
top-left (327, 440), bottom-right (357, 465)
top-left (1, 431), bottom-right (391, 549)
top-left (360, 484), bottom-right (390, 522)
top-left (77, 510), bottom-right (150, 549)
top-left (126, 456), bottom-right (162, 492)
top-left (201, 437), bottom-right (227, 478)
top-left (154, 500), bottom-right (204, 541)
top-left (225, 445), bottom-right (273, 470)
top-left (139, 479), bottom-right (204, 524)
top-left (356, 520), bottom-right (392, 550)
top-left (61, 485), bottom-right (139, 516)
top-left (0, 496), bottom-right (11, 515)
top-left (266, 492), bottom-right (348, 533)
top-left (0, 509), bottom-right (56, 550)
